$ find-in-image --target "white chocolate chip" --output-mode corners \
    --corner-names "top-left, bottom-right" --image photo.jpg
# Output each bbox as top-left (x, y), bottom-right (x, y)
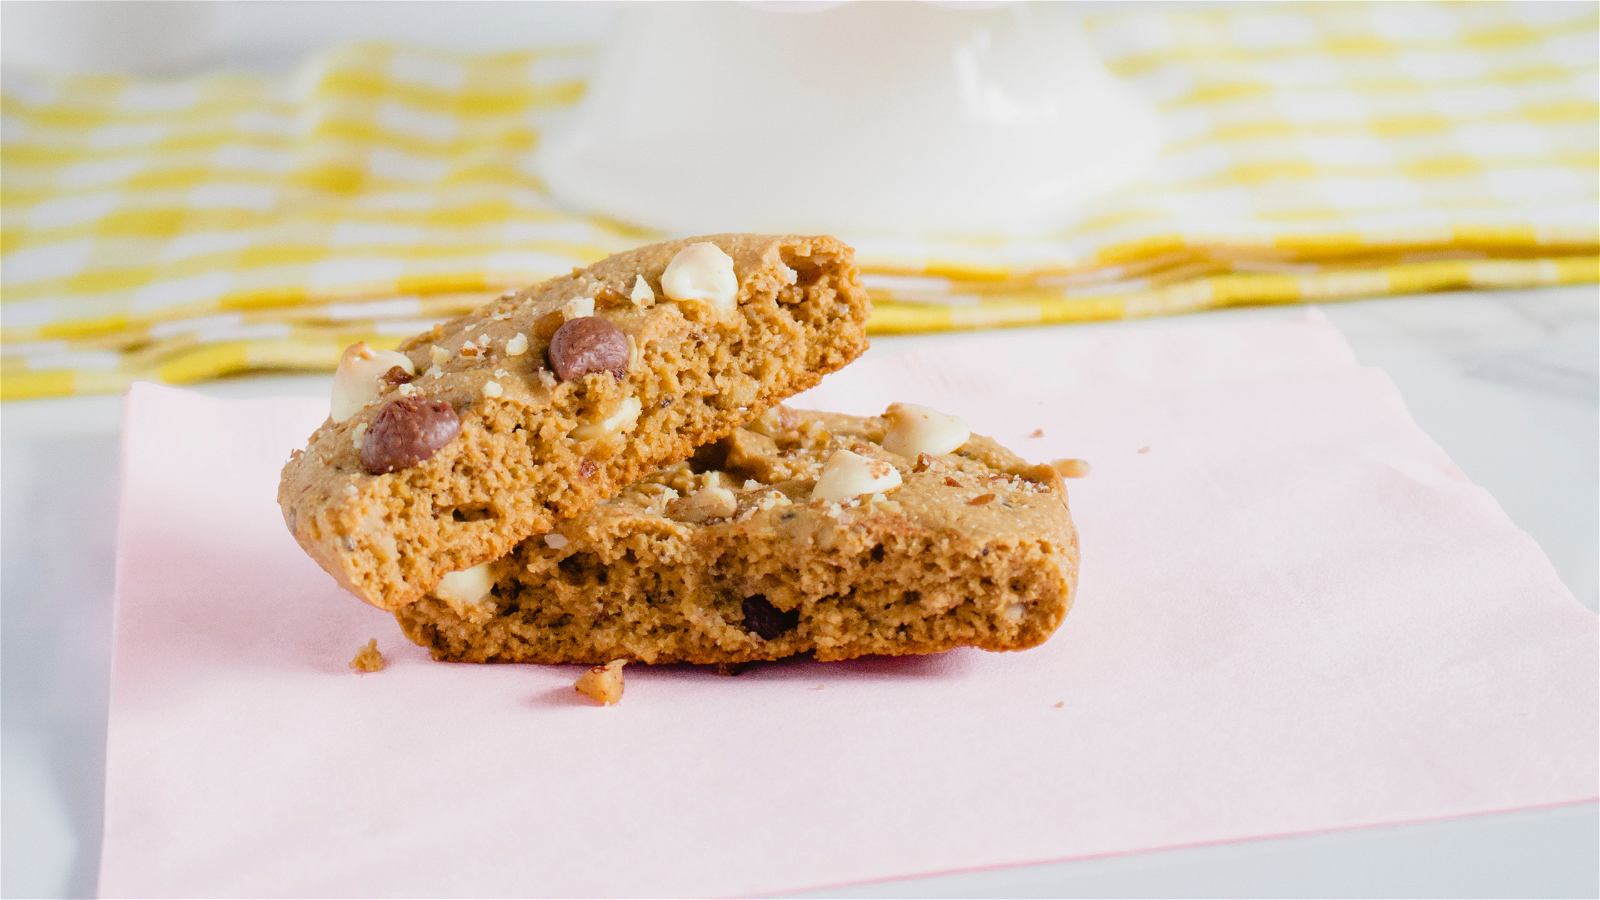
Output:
top-left (882, 402), bottom-right (970, 458)
top-left (570, 396), bottom-right (642, 441)
top-left (435, 563), bottom-right (495, 619)
top-left (537, 369), bottom-right (558, 389)
top-left (396, 382), bottom-right (416, 396)
top-left (811, 449), bottom-right (903, 502)
top-left (482, 380), bottom-right (503, 398)
top-left (743, 479), bottom-right (761, 490)
top-left (630, 275), bottom-right (655, 307)
top-left (430, 345), bottom-right (450, 367)
top-left (544, 533), bottom-right (570, 550)
top-left (668, 484), bottom-right (738, 523)
top-left (504, 333), bottom-right (528, 356)
top-left (661, 242), bottom-right (738, 314)
top-left (424, 365), bottom-right (443, 378)
top-left (330, 341), bottom-right (416, 423)
top-left (351, 422), bottom-right (367, 448)
top-left (561, 296), bottom-right (595, 321)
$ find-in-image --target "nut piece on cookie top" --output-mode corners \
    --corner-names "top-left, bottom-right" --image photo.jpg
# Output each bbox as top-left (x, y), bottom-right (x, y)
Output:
top-left (278, 234), bottom-right (872, 611)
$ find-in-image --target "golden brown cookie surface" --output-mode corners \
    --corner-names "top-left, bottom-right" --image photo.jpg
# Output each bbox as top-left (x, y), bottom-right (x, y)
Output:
top-left (396, 406), bottom-right (1079, 665)
top-left (279, 235), bottom-right (871, 610)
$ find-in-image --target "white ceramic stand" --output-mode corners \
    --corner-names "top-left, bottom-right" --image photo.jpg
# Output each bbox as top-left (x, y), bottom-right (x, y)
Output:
top-left (534, 2), bottom-right (1162, 236)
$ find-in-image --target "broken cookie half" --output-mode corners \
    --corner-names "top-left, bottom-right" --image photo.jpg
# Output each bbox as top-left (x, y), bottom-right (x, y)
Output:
top-left (395, 405), bottom-right (1079, 665)
top-left (278, 234), bottom-right (872, 611)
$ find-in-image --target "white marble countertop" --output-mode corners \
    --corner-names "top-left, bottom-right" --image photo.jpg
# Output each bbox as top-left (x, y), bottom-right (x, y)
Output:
top-left (3, 287), bottom-right (1596, 898)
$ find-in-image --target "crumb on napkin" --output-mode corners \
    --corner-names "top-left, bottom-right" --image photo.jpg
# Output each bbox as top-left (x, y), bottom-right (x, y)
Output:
top-left (1030, 428), bottom-right (1044, 438)
top-left (1051, 458), bottom-right (1091, 478)
top-left (349, 639), bottom-right (385, 673)
top-left (575, 659), bottom-right (626, 705)
top-left (1138, 445), bottom-right (1151, 454)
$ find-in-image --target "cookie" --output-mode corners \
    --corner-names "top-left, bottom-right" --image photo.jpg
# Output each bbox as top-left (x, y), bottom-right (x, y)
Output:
top-left (394, 405), bottom-right (1079, 664)
top-left (279, 235), bottom-right (872, 610)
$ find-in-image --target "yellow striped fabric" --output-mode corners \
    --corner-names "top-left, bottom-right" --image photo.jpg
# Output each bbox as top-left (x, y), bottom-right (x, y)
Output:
top-left (2, 2), bottom-right (1596, 399)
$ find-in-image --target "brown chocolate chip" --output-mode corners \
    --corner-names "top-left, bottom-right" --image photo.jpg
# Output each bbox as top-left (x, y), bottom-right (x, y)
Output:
top-left (380, 366), bottom-right (414, 387)
top-left (593, 285), bottom-right (628, 307)
top-left (360, 397), bottom-right (461, 473)
top-left (742, 595), bottom-right (798, 641)
top-left (548, 316), bottom-right (629, 381)
top-left (968, 493), bottom-right (996, 506)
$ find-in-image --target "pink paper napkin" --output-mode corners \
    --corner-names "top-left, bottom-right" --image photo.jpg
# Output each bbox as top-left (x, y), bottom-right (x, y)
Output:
top-left (100, 312), bottom-right (1598, 898)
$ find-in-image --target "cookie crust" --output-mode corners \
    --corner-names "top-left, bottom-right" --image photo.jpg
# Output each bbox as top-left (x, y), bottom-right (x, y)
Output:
top-left (279, 235), bottom-right (871, 610)
top-left (395, 407), bottom-right (1079, 664)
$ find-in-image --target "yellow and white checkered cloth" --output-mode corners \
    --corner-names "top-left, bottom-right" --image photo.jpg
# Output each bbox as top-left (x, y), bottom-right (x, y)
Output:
top-left (2, 2), bottom-right (1596, 399)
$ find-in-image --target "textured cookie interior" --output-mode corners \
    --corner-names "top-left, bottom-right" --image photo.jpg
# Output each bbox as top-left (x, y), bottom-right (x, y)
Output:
top-left (394, 408), bottom-right (1079, 665)
top-left (279, 235), bottom-right (871, 610)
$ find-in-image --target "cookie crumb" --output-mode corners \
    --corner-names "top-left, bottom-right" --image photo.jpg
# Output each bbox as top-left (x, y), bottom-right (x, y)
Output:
top-left (1030, 429), bottom-right (1044, 438)
top-left (1054, 701), bottom-right (1064, 708)
top-left (811, 684), bottom-right (825, 690)
top-left (575, 659), bottom-right (626, 705)
top-left (1051, 458), bottom-right (1091, 478)
top-left (349, 639), bottom-right (385, 673)
top-left (1138, 445), bottom-right (1151, 454)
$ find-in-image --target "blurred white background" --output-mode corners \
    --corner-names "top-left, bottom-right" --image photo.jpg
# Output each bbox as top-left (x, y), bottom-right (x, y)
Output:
top-left (1, 1), bottom-right (620, 74)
